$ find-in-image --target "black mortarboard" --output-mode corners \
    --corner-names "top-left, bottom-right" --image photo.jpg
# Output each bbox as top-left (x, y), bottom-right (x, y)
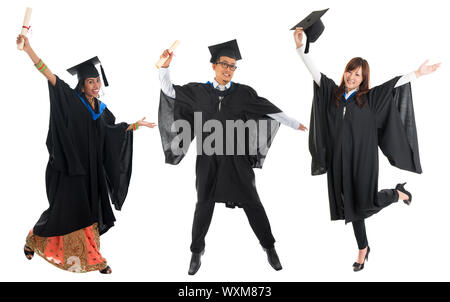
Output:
top-left (290, 8), bottom-right (329, 54)
top-left (67, 56), bottom-right (109, 87)
top-left (208, 39), bottom-right (242, 63)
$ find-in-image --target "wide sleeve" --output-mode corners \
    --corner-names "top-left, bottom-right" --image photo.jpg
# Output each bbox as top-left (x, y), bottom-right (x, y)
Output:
top-left (368, 77), bottom-right (422, 173)
top-left (309, 73), bottom-right (337, 175)
top-left (242, 85), bottom-right (282, 117)
top-left (240, 86), bottom-right (282, 169)
top-left (157, 83), bottom-right (199, 165)
top-left (101, 108), bottom-right (133, 211)
top-left (45, 75), bottom-right (85, 176)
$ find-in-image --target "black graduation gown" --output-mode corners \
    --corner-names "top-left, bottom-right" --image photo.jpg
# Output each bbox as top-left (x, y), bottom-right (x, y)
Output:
top-left (33, 76), bottom-right (133, 237)
top-left (158, 82), bottom-right (281, 208)
top-left (309, 73), bottom-right (422, 223)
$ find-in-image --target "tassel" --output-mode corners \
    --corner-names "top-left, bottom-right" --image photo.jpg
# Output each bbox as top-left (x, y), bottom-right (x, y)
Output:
top-left (304, 40), bottom-right (310, 54)
top-left (100, 64), bottom-right (109, 87)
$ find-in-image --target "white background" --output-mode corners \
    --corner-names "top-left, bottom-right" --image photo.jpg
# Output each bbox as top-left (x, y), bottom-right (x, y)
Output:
top-left (0, 0), bottom-right (448, 282)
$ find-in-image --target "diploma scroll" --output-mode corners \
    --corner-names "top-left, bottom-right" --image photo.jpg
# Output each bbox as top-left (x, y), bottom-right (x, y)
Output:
top-left (17, 7), bottom-right (32, 50)
top-left (155, 40), bottom-right (180, 69)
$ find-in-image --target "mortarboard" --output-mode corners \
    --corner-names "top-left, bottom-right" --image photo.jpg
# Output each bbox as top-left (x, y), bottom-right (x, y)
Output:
top-left (208, 39), bottom-right (242, 63)
top-left (290, 8), bottom-right (329, 54)
top-left (67, 56), bottom-right (109, 87)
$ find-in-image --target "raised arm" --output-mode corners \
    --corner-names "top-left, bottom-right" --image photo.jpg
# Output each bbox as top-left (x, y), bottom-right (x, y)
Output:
top-left (293, 27), bottom-right (321, 86)
top-left (159, 49), bottom-right (176, 98)
top-left (16, 34), bottom-right (56, 86)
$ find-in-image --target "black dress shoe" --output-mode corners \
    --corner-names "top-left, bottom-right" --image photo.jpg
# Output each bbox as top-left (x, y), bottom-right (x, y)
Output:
top-left (396, 182), bottom-right (412, 205)
top-left (188, 250), bottom-right (204, 275)
top-left (264, 247), bottom-right (282, 271)
top-left (353, 246), bottom-right (370, 272)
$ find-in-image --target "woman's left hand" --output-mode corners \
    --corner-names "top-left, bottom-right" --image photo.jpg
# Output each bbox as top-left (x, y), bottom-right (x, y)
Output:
top-left (128, 117), bottom-right (156, 131)
top-left (137, 117), bottom-right (156, 129)
top-left (415, 60), bottom-right (441, 78)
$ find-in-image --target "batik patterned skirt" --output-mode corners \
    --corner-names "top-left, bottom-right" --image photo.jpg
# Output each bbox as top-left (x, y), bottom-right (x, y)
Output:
top-left (25, 223), bottom-right (108, 273)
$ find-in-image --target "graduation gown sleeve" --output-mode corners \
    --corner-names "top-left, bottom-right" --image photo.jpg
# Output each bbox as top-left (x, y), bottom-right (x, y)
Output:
top-left (240, 85), bottom-right (282, 168)
top-left (368, 77), bottom-right (422, 173)
top-left (101, 108), bottom-right (133, 210)
top-left (308, 73), bottom-right (337, 175)
top-left (158, 83), bottom-right (199, 165)
top-left (45, 76), bottom-right (86, 176)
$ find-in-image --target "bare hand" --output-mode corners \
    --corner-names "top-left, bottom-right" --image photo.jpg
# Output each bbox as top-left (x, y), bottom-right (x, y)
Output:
top-left (16, 34), bottom-right (31, 53)
top-left (160, 49), bottom-right (173, 68)
top-left (137, 117), bottom-right (157, 129)
top-left (298, 123), bottom-right (308, 131)
top-left (415, 60), bottom-right (441, 78)
top-left (293, 27), bottom-right (304, 49)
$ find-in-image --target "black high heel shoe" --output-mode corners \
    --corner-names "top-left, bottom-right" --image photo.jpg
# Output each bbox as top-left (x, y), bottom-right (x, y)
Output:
top-left (396, 182), bottom-right (412, 205)
top-left (24, 245), bottom-right (34, 260)
top-left (353, 246), bottom-right (370, 272)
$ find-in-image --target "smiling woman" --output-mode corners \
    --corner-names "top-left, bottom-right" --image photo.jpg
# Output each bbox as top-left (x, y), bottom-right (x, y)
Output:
top-left (335, 57), bottom-right (370, 107)
top-left (293, 23), bottom-right (440, 272)
top-left (16, 34), bottom-right (156, 274)
top-left (68, 56), bottom-right (108, 95)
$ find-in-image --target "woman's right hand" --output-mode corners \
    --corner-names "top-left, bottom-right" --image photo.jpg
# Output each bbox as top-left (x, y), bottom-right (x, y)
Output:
top-left (16, 34), bottom-right (31, 53)
top-left (293, 27), bottom-right (304, 49)
top-left (160, 49), bottom-right (173, 68)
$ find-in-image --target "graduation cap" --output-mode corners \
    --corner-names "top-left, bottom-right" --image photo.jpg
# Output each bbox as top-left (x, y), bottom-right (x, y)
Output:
top-left (290, 8), bottom-right (329, 54)
top-left (208, 39), bottom-right (242, 63)
top-left (67, 56), bottom-right (109, 87)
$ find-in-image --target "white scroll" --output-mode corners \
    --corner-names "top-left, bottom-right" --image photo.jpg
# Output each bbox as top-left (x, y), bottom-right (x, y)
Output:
top-left (17, 7), bottom-right (32, 50)
top-left (155, 40), bottom-right (180, 69)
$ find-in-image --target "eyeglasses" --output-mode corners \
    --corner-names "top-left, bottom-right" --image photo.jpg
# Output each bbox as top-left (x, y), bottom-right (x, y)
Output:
top-left (216, 61), bottom-right (237, 71)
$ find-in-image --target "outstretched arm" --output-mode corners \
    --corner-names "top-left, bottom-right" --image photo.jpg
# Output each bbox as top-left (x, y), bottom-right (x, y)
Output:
top-left (395, 60), bottom-right (441, 88)
top-left (126, 117), bottom-right (156, 131)
top-left (267, 112), bottom-right (307, 131)
top-left (294, 27), bottom-right (321, 86)
top-left (16, 34), bottom-right (56, 86)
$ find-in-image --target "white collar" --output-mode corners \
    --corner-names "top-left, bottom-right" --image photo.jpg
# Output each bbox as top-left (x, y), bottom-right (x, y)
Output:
top-left (212, 78), bottom-right (231, 91)
top-left (344, 88), bottom-right (358, 100)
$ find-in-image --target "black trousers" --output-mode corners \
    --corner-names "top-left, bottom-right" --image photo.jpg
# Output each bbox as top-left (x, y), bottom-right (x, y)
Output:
top-left (351, 189), bottom-right (399, 250)
top-left (352, 219), bottom-right (368, 250)
top-left (190, 199), bottom-right (276, 253)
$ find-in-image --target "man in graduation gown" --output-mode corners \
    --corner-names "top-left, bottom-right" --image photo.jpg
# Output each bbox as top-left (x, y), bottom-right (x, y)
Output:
top-left (157, 39), bottom-right (307, 275)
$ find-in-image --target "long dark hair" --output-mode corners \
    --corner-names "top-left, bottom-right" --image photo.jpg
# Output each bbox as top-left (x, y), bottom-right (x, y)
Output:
top-left (334, 57), bottom-right (370, 107)
top-left (75, 79), bottom-right (84, 95)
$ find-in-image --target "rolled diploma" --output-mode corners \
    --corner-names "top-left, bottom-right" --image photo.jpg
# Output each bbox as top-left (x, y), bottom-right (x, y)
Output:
top-left (18, 7), bottom-right (32, 50)
top-left (155, 40), bottom-right (180, 69)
